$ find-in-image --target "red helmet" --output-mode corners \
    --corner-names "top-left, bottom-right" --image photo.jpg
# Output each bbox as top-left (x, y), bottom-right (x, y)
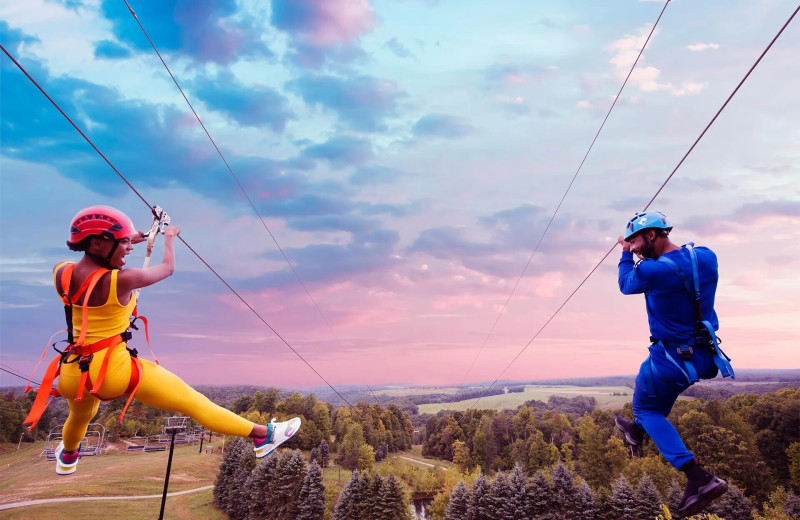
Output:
top-left (68, 205), bottom-right (136, 244)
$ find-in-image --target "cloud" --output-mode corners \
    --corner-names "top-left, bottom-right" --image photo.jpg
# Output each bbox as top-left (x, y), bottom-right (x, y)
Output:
top-left (100, 0), bottom-right (271, 65)
top-left (0, 21), bottom-right (40, 54)
top-left (606, 25), bottom-right (707, 96)
top-left (484, 63), bottom-right (558, 86)
top-left (93, 39), bottom-right (132, 59)
top-left (348, 165), bottom-right (404, 186)
top-left (287, 74), bottom-right (405, 132)
top-left (411, 114), bottom-right (472, 139)
top-left (384, 37), bottom-right (415, 59)
top-left (686, 43), bottom-right (720, 52)
top-left (192, 71), bottom-right (294, 131)
top-left (301, 136), bottom-right (374, 168)
top-left (271, 0), bottom-right (376, 66)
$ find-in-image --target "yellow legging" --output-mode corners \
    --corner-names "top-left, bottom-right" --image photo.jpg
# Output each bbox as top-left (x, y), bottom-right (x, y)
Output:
top-left (57, 343), bottom-right (254, 450)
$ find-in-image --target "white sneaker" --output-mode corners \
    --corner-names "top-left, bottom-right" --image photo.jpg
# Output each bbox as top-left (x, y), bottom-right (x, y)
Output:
top-left (253, 417), bottom-right (302, 459)
top-left (55, 442), bottom-right (80, 476)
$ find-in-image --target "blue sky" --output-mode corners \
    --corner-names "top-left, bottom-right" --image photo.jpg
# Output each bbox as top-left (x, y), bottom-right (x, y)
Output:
top-left (1, 0), bottom-right (799, 389)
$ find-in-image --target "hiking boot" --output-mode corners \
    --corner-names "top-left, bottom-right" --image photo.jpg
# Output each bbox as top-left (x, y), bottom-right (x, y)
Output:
top-left (615, 416), bottom-right (644, 447)
top-left (677, 476), bottom-right (728, 517)
top-left (55, 442), bottom-right (80, 476)
top-left (253, 417), bottom-right (302, 459)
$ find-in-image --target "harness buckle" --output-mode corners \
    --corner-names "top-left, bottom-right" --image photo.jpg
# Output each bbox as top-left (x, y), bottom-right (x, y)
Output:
top-left (121, 330), bottom-right (134, 342)
top-left (676, 346), bottom-right (693, 361)
top-left (127, 347), bottom-right (139, 358)
top-left (78, 354), bottom-right (94, 372)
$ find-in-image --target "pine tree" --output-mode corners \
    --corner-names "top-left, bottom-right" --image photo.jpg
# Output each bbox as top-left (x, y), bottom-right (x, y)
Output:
top-left (214, 437), bottom-right (247, 516)
top-left (446, 481), bottom-right (471, 520)
top-left (333, 470), bottom-right (361, 520)
top-left (319, 439), bottom-right (330, 468)
top-left (310, 447), bottom-right (319, 464)
top-left (230, 447), bottom-right (257, 520)
top-left (467, 474), bottom-right (492, 520)
top-left (214, 437), bottom-right (256, 519)
top-left (550, 462), bottom-right (576, 518)
top-left (785, 491), bottom-right (800, 519)
top-left (488, 472), bottom-right (515, 520)
top-left (297, 460), bottom-right (326, 520)
top-left (507, 465), bottom-right (531, 520)
top-left (247, 451), bottom-right (280, 520)
top-left (528, 469), bottom-right (553, 520)
top-left (573, 481), bottom-right (597, 520)
top-left (633, 474), bottom-right (663, 520)
top-left (610, 475), bottom-right (636, 520)
top-left (247, 450), bottom-right (306, 520)
top-left (706, 483), bottom-right (754, 520)
top-left (378, 474), bottom-right (413, 520)
top-left (666, 479), bottom-right (683, 518)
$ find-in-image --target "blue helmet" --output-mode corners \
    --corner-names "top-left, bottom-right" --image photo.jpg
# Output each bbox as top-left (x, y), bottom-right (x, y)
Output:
top-left (623, 211), bottom-right (672, 241)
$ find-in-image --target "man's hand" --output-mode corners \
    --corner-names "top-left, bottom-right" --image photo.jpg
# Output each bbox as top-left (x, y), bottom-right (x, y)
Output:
top-left (131, 231), bottom-right (147, 244)
top-left (618, 235), bottom-right (631, 252)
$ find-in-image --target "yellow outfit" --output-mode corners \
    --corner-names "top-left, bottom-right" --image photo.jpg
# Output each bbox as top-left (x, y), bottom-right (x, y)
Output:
top-left (56, 263), bottom-right (253, 450)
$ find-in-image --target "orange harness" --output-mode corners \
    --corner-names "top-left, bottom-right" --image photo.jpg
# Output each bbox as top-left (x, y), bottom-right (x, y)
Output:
top-left (23, 264), bottom-right (154, 430)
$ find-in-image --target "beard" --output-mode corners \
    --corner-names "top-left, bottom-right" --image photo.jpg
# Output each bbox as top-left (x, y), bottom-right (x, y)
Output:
top-left (639, 235), bottom-right (658, 259)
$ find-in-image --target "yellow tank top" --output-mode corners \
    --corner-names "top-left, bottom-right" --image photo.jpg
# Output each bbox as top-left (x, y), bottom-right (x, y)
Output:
top-left (54, 263), bottom-right (137, 344)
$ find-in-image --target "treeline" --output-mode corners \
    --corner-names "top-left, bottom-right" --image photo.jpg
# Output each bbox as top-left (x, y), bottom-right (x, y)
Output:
top-left (441, 462), bottom-right (800, 520)
top-left (421, 388), bottom-right (799, 513)
top-left (214, 439), bottom-right (326, 520)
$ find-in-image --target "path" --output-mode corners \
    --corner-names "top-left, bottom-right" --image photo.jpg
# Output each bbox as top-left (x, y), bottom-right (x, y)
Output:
top-left (397, 455), bottom-right (435, 468)
top-left (0, 485), bottom-right (214, 511)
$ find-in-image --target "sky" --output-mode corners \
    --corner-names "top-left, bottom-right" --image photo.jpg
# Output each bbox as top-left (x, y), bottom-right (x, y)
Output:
top-left (1, 0), bottom-right (799, 391)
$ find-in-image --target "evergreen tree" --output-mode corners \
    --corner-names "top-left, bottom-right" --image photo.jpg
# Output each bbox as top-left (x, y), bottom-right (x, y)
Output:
top-left (610, 475), bottom-right (636, 520)
top-left (528, 469), bottom-right (553, 520)
top-left (633, 474), bottom-right (662, 520)
top-left (593, 487), bottom-right (614, 520)
top-left (333, 470), bottom-right (362, 520)
top-left (247, 450), bottom-right (306, 520)
top-left (446, 481), bottom-right (471, 520)
top-left (707, 483), bottom-right (754, 520)
top-left (573, 481), bottom-right (597, 520)
top-left (214, 437), bottom-right (255, 520)
top-left (297, 460), bottom-right (326, 520)
top-left (377, 474), bottom-right (413, 520)
top-left (550, 462), bottom-right (576, 518)
top-left (488, 472), bottom-right (515, 520)
top-left (467, 474), bottom-right (492, 520)
top-left (507, 465), bottom-right (532, 520)
top-left (784, 491), bottom-right (800, 519)
top-left (666, 479), bottom-right (683, 518)
top-left (310, 447), bottom-right (319, 464)
top-left (319, 439), bottom-right (330, 468)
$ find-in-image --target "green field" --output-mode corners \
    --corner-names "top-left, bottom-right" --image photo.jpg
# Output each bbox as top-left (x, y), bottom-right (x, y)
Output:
top-left (417, 385), bottom-right (634, 414)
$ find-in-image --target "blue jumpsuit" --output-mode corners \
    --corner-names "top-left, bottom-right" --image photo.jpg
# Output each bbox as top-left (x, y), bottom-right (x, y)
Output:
top-left (618, 246), bottom-right (721, 469)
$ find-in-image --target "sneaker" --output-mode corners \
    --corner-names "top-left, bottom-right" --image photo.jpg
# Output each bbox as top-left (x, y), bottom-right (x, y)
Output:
top-left (55, 442), bottom-right (80, 476)
top-left (677, 476), bottom-right (728, 517)
top-left (253, 417), bottom-right (302, 459)
top-left (615, 416), bottom-right (644, 447)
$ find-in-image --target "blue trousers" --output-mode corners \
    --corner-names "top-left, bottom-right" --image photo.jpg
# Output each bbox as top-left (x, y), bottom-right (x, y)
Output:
top-left (632, 342), bottom-right (718, 469)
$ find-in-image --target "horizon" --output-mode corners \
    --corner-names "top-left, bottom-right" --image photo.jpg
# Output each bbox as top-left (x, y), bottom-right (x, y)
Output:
top-left (2, 1), bottom-right (799, 389)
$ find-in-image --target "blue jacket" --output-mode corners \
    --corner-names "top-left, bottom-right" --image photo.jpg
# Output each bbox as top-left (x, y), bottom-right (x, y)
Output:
top-left (618, 245), bottom-right (719, 343)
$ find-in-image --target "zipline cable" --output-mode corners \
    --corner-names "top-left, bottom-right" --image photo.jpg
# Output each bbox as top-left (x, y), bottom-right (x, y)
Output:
top-left (469, 2), bottom-right (800, 409)
top-left (458, 0), bottom-right (672, 389)
top-left (0, 365), bottom-right (38, 386)
top-left (0, 42), bottom-right (353, 409)
top-left (122, 0), bottom-right (384, 408)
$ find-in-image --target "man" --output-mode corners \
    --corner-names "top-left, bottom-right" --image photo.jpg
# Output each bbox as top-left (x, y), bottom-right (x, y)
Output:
top-left (614, 211), bottom-right (734, 517)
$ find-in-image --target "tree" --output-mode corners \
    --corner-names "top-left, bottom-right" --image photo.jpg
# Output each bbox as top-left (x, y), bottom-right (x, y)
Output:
top-left (707, 483), bottom-right (754, 520)
top-left (453, 439), bottom-right (471, 472)
top-left (214, 437), bottom-right (255, 519)
top-left (550, 462), bottom-right (576, 519)
top-left (247, 450), bottom-right (306, 520)
top-left (377, 474), bottom-right (413, 520)
top-left (445, 481), bottom-right (470, 520)
top-left (319, 439), bottom-right (330, 468)
top-left (633, 474), bottom-right (663, 520)
top-left (487, 472), bottom-right (515, 520)
top-left (528, 429), bottom-right (559, 474)
top-left (528, 469), bottom-right (553, 520)
top-left (573, 481), bottom-right (597, 520)
top-left (339, 423), bottom-right (367, 470)
top-left (466, 474), bottom-right (491, 520)
top-left (610, 475), bottom-right (636, 520)
top-left (297, 460), bottom-right (325, 520)
top-left (357, 443), bottom-right (375, 472)
top-left (333, 470), bottom-right (363, 520)
top-left (788, 442), bottom-right (800, 490)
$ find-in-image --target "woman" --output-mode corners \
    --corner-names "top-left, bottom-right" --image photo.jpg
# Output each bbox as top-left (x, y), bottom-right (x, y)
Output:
top-left (25, 205), bottom-right (300, 475)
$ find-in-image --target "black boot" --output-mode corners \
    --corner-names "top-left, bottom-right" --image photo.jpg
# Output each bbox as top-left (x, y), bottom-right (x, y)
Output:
top-left (615, 416), bottom-right (644, 447)
top-left (677, 459), bottom-right (728, 517)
